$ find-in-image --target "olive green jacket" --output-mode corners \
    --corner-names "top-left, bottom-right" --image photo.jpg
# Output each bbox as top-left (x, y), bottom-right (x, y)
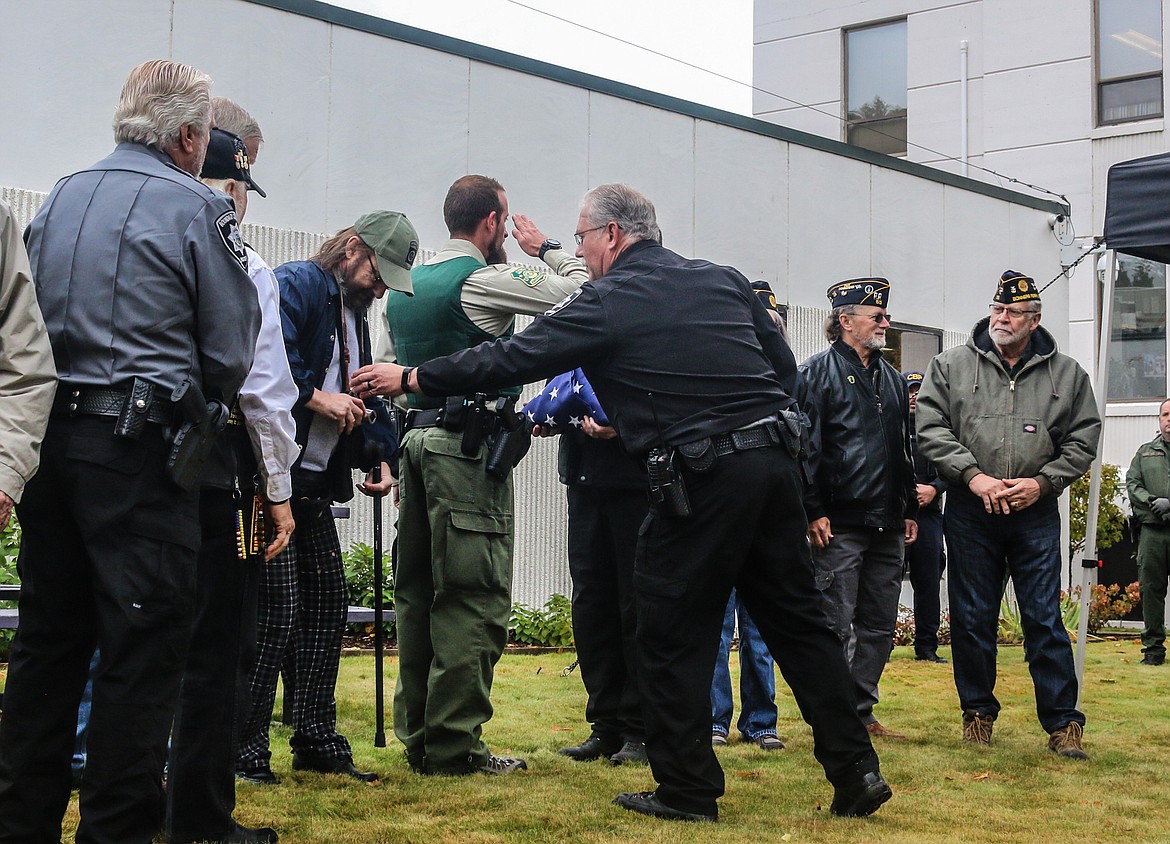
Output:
top-left (0, 200), bottom-right (57, 502)
top-left (916, 317), bottom-right (1099, 499)
top-left (1126, 435), bottom-right (1170, 525)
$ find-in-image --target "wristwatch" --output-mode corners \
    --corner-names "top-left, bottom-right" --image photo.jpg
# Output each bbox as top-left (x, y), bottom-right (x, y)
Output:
top-left (401, 367), bottom-right (414, 394)
top-left (538, 239), bottom-right (561, 261)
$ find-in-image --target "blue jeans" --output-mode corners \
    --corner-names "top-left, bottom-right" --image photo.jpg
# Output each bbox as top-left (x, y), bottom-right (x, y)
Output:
top-left (945, 493), bottom-right (1083, 733)
top-left (710, 590), bottom-right (777, 740)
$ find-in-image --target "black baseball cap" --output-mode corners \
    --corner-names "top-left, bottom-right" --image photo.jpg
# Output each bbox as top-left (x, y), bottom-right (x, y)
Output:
top-left (201, 128), bottom-right (266, 197)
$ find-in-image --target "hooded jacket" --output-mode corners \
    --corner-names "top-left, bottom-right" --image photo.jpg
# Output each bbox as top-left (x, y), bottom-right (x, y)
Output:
top-left (915, 317), bottom-right (1100, 498)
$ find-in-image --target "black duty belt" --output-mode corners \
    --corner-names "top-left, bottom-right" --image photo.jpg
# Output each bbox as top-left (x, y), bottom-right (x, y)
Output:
top-left (710, 420), bottom-right (782, 456)
top-left (403, 407), bottom-right (445, 434)
top-left (53, 384), bottom-right (172, 425)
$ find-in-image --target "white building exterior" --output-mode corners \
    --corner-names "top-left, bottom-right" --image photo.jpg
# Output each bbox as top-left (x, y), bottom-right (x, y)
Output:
top-left (2, 0), bottom-right (1066, 605)
top-left (753, 0), bottom-right (1170, 475)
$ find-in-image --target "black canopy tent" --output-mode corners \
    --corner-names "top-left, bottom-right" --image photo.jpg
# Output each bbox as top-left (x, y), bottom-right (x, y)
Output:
top-left (1070, 152), bottom-right (1170, 691)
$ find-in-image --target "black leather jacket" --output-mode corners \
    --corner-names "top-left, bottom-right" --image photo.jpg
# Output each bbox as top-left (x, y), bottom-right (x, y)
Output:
top-left (798, 340), bottom-right (917, 529)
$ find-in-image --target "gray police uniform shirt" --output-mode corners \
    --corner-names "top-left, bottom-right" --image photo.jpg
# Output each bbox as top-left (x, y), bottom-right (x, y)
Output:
top-left (26, 142), bottom-right (259, 408)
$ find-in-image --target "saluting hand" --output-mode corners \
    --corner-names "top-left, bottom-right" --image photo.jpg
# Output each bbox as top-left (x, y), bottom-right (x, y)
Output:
top-left (511, 214), bottom-right (548, 258)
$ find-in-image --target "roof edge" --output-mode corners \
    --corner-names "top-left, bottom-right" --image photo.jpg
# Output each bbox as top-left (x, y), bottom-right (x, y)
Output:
top-left (241, 0), bottom-right (1065, 215)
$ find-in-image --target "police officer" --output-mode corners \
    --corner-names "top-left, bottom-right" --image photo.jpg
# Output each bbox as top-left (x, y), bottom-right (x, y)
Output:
top-left (167, 115), bottom-right (299, 844)
top-left (354, 175), bottom-right (585, 777)
top-left (356, 183), bottom-right (890, 821)
top-left (0, 60), bottom-right (260, 844)
top-left (0, 199), bottom-right (56, 532)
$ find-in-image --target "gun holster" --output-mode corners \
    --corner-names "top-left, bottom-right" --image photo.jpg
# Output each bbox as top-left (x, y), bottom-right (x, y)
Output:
top-left (166, 379), bottom-right (230, 491)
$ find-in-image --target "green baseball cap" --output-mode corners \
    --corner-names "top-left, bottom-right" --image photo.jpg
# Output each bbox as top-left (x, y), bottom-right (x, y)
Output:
top-left (354, 210), bottom-right (419, 295)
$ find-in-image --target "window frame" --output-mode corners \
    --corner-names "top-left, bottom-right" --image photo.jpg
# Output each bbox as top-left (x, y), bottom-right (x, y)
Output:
top-left (843, 18), bottom-right (909, 156)
top-left (1094, 0), bottom-right (1164, 127)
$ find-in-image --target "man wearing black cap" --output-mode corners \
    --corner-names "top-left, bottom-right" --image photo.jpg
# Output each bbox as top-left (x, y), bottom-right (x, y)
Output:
top-left (235, 210), bottom-right (418, 787)
top-left (355, 183), bottom-right (890, 822)
top-left (916, 271), bottom-right (1100, 759)
top-left (904, 371), bottom-right (948, 664)
top-left (799, 278), bottom-right (917, 740)
top-left (164, 116), bottom-right (297, 844)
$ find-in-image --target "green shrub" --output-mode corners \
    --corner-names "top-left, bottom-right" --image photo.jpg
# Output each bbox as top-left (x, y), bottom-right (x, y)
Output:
top-left (510, 593), bottom-right (573, 648)
top-left (0, 516), bottom-right (20, 661)
top-left (1069, 463), bottom-right (1126, 560)
top-left (342, 542), bottom-right (395, 641)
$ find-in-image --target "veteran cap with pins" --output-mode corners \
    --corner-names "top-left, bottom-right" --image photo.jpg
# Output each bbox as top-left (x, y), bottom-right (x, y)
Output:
top-left (994, 269), bottom-right (1040, 305)
top-left (827, 277), bottom-right (890, 308)
top-left (355, 210), bottom-right (420, 295)
top-left (751, 279), bottom-right (779, 313)
top-left (200, 128), bottom-right (266, 197)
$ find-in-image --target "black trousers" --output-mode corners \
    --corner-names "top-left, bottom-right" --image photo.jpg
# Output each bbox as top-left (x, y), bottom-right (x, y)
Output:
top-left (566, 485), bottom-right (645, 742)
top-left (166, 488), bottom-right (263, 843)
top-left (0, 418), bottom-right (199, 844)
top-left (634, 445), bottom-right (877, 816)
top-left (907, 506), bottom-right (946, 653)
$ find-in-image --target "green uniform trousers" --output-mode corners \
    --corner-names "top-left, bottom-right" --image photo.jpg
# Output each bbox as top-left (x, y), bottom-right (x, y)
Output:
top-left (393, 426), bottom-right (514, 773)
top-left (1137, 524), bottom-right (1170, 657)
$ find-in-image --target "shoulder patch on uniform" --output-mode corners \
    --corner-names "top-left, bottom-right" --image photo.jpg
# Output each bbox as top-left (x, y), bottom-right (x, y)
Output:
top-left (511, 267), bottom-right (546, 287)
top-left (216, 210), bottom-right (248, 272)
top-left (544, 288), bottom-right (582, 317)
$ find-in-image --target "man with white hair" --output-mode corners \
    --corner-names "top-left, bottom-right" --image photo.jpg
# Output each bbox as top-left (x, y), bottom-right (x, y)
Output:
top-left (0, 60), bottom-right (259, 844)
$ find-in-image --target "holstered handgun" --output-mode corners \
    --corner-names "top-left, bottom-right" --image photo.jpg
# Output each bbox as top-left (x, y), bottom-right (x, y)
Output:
top-left (486, 397), bottom-right (532, 480)
top-left (646, 447), bottom-right (691, 518)
top-left (166, 379), bottom-right (230, 491)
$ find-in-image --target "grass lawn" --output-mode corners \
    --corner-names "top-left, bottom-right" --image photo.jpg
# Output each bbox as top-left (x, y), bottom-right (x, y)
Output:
top-left (58, 639), bottom-right (1170, 843)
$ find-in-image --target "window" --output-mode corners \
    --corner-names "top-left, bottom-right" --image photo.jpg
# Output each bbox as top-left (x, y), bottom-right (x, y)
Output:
top-left (884, 323), bottom-right (942, 375)
top-left (845, 20), bottom-right (908, 155)
top-left (1097, 0), bottom-right (1163, 125)
top-left (1107, 255), bottom-right (1166, 401)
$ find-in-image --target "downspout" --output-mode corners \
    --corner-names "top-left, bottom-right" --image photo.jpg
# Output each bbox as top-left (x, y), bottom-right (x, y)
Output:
top-left (960, 39), bottom-right (969, 177)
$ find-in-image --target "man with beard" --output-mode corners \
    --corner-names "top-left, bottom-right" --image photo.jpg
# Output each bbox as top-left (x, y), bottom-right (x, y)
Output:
top-left (798, 279), bottom-right (917, 740)
top-left (354, 175), bottom-right (586, 776)
top-left (236, 211), bottom-right (418, 785)
top-left (353, 182), bottom-right (890, 820)
top-left (916, 271), bottom-right (1099, 758)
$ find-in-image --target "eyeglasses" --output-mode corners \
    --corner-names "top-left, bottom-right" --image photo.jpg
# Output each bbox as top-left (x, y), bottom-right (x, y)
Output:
top-left (367, 255), bottom-right (384, 287)
top-left (573, 225), bottom-right (607, 245)
top-left (989, 304), bottom-right (1038, 319)
top-left (848, 310), bottom-right (892, 325)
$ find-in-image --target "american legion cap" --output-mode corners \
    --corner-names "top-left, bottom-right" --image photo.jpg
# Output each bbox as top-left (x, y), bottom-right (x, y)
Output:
top-left (993, 269), bottom-right (1040, 305)
top-left (826, 277), bottom-right (890, 308)
top-left (355, 210), bottom-right (420, 296)
top-left (751, 279), bottom-right (779, 313)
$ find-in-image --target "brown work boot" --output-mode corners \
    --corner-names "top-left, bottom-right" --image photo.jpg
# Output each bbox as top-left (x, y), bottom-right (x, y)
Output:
top-left (961, 711), bottom-right (994, 746)
top-left (1047, 722), bottom-right (1089, 760)
top-left (865, 721), bottom-right (906, 739)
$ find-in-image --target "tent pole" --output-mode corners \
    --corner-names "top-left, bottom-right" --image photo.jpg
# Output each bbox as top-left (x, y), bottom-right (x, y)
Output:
top-left (1074, 249), bottom-right (1117, 704)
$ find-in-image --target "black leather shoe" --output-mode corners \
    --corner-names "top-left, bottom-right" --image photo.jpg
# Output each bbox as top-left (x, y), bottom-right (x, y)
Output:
top-left (915, 651), bottom-right (948, 663)
top-left (236, 768), bottom-right (280, 786)
top-left (291, 754), bottom-right (379, 782)
top-left (223, 823), bottom-right (279, 843)
top-left (1141, 652), bottom-right (1165, 666)
top-left (613, 790), bottom-right (716, 822)
top-left (559, 733), bottom-right (622, 761)
top-left (830, 769), bottom-right (893, 817)
top-left (174, 822), bottom-right (279, 844)
top-left (609, 741), bottom-right (649, 766)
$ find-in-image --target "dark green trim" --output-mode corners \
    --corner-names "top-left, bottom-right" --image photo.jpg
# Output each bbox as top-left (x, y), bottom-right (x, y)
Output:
top-left (241, 0), bottom-right (1065, 215)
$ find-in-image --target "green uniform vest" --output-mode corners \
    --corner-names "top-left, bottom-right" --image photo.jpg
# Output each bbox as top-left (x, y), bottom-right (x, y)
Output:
top-left (386, 255), bottom-right (519, 409)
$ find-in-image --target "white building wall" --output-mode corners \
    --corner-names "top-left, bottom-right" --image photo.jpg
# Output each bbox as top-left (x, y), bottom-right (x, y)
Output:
top-left (1, 0), bottom-right (1066, 606)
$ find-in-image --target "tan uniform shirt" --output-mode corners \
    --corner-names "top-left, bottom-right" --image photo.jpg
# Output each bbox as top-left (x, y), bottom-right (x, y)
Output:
top-left (0, 200), bottom-right (57, 502)
top-left (377, 238), bottom-right (588, 360)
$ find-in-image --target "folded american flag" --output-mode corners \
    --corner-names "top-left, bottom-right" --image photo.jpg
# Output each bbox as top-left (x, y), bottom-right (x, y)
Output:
top-left (523, 368), bottom-right (610, 428)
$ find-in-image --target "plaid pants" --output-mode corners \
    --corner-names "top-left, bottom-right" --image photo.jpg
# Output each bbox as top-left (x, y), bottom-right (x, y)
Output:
top-left (237, 502), bottom-right (352, 771)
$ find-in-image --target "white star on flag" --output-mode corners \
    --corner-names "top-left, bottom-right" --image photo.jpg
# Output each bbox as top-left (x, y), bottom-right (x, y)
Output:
top-left (569, 416), bottom-right (582, 427)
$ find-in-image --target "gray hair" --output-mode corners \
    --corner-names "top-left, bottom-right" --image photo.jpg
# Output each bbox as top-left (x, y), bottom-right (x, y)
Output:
top-left (113, 60), bottom-right (212, 149)
top-left (210, 97), bottom-right (263, 148)
top-left (582, 183), bottom-right (662, 244)
top-left (824, 305), bottom-right (854, 342)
